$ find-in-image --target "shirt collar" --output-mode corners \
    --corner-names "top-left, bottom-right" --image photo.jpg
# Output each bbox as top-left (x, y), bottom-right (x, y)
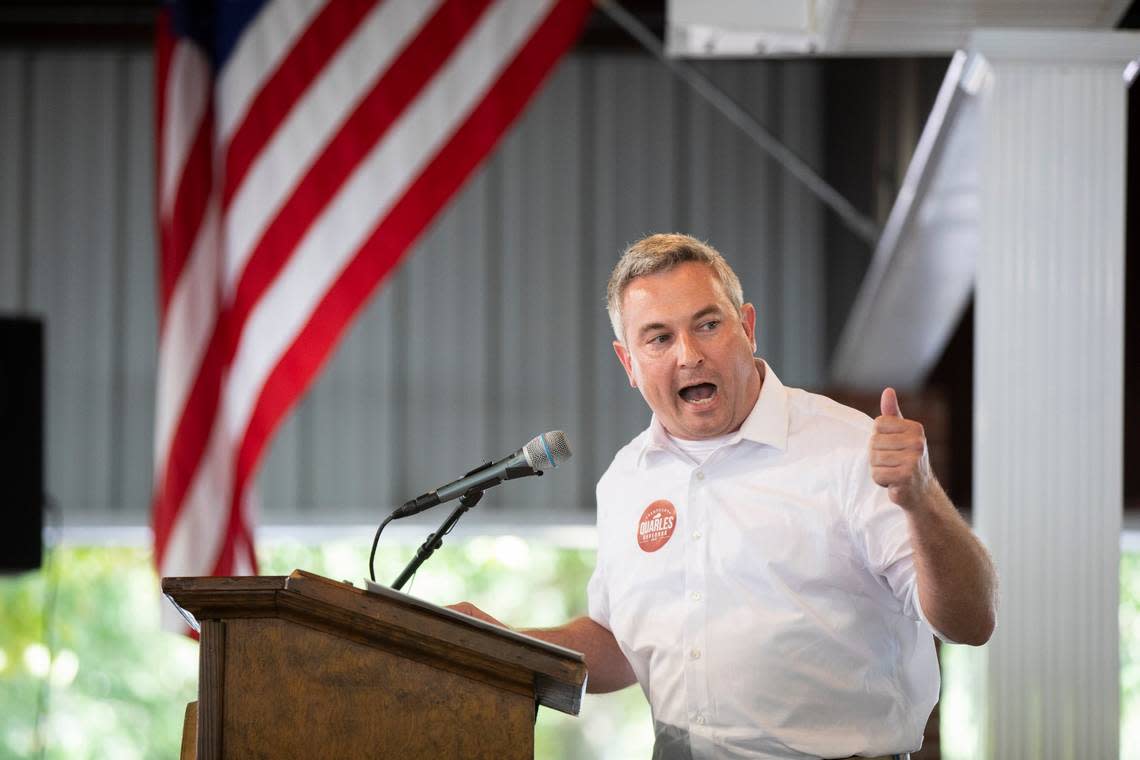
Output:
top-left (636, 358), bottom-right (789, 467)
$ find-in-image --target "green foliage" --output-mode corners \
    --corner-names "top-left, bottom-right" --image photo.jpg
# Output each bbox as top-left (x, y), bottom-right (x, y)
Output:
top-left (0, 547), bottom-right (197, 759)
top-left (1123, 551), bottom-right (1140, 759)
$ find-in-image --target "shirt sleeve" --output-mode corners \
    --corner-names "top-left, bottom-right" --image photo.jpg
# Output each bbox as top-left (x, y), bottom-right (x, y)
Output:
top-left (845, 446), bottom-right (957, 643)
top-left (586, 484), bottom-right (611, 629)
top-left (586, 554), bottom-right (610, 629)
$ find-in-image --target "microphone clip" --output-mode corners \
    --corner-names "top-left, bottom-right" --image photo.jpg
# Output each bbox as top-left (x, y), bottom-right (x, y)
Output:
top-left (464, 460), bottom-right (494, 477)
top-left (390, 488), bottom-right (485, 591)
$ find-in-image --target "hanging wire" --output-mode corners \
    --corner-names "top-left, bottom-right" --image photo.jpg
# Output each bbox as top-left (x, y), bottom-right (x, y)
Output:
top-left (34, 494), bottom-right (61, 760)
top-left (594, 0), bottom-right (881, 248)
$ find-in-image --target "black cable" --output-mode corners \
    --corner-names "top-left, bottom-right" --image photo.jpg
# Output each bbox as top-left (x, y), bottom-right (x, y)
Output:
top-left (34, 493), bottom-right (61, 760)
top-left (369, 513), bottom-right (395, 582)
top-left (374, 489), bottom-right (483, 587)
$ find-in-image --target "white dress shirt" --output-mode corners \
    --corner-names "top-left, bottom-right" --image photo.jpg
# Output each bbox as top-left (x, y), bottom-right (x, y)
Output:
top-left (587, 362), bottom-right (940, 759)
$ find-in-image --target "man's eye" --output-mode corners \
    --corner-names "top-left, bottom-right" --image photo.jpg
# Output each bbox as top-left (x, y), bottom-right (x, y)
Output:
top-left (648, 334), bottom-right (670, 345)
top-left (700, 320), bottom-right (720, 331)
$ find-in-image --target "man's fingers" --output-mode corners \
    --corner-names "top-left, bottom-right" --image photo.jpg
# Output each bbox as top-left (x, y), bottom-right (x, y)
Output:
top-left (447, 602), bottom-right (477, 615)
top-left (870, 463), bottom-right (908, 486)
top-left (871, 462), bottom-right (913, 478)
top-left (447, 601), bottom-right (506, 628)
top-left (870, 433), bottom-right (924, 451)
top-left (870, 450), bottom-right (916, 468)
top-left (880, 387), bottom-right (903, 419)
top-left (873, 415), bottom-right (922, 436)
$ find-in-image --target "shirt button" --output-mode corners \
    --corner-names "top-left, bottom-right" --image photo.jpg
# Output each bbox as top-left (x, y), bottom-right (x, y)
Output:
top-left (695, 470), bottom-right (705, 481)
top-left (690, 647), bottom-right (701, 660)
top-left (692, 530), bottom-right (702, 540)
top-left (690, 591), bottom-right (702, 601)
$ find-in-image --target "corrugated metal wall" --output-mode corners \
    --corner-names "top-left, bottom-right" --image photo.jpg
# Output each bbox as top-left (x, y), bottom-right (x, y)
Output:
top-left (0, 48), bottom-right (157, 525)
top-left (0, 46), bottom-right (825, 526)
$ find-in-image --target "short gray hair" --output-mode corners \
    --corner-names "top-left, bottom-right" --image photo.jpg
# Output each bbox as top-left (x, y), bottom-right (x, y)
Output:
top-left (606, 233), bottom-right (744, 343)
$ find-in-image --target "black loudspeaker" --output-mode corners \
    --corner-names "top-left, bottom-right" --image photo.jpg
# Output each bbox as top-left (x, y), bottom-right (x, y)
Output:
top-left (0, 316), bottom-right (44, 573)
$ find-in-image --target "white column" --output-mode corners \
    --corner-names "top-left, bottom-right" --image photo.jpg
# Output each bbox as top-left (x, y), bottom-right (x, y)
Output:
top-left (970, 30), bottom-right (1137, 760)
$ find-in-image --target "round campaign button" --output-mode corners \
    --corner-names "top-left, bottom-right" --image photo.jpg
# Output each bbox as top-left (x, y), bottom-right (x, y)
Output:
top-left (637, 500), bottom-right (677, 553)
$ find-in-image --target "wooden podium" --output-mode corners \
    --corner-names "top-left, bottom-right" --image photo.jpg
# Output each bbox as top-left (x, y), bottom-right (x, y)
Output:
top-left (162, 570), bottom-right (587, 759)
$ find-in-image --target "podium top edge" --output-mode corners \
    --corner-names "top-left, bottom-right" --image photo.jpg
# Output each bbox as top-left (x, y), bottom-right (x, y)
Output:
top-left (161, 575), bottom-right (289, 592)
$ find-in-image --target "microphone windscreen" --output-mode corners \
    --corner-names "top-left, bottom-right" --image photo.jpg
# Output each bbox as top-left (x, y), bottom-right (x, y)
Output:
top-left (525, 430), bottom-right (572, 471)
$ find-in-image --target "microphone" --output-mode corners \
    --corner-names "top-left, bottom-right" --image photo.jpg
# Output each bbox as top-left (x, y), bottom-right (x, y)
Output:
top-left (391, 431), bottom-right (571, 519)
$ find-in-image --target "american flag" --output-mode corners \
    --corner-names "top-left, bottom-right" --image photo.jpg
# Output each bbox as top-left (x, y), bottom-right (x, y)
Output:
top-left (153, 0), bottom-right (591, 619)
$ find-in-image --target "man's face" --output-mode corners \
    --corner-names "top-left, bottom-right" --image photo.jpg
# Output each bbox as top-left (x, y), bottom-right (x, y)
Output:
top-left (613, 261), bottom-right (762, 440)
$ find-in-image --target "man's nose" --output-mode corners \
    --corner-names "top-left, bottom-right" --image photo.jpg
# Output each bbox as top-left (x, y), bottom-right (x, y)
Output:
top-left (676, 332), bottom-right (704, 367)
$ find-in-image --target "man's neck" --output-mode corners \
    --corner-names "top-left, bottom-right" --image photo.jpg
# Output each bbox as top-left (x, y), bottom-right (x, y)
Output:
top-left (745, 356), bottom-right (765, 414)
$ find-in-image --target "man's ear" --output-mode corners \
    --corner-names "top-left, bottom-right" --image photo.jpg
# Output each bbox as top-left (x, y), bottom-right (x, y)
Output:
top-left (613, 340), bottom-right (637, 388)
top-left (741, 303), bottom-right (757, 352)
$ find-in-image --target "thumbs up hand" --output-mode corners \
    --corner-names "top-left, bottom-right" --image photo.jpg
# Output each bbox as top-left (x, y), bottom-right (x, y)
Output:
top-left (870, 387), bottom-right (934, 510)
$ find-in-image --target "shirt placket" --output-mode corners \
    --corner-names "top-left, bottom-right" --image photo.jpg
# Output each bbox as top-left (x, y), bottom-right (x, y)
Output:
top-left (683, 460), bottom-right (712, 734)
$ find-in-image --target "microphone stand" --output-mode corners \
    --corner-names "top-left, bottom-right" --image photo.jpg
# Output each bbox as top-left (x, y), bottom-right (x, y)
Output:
top-left (391, 488), bottom-right (484, 591)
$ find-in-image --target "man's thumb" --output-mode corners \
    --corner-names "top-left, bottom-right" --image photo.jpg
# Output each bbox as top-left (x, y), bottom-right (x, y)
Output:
top-left (880, 387), bottom-right (903, 419)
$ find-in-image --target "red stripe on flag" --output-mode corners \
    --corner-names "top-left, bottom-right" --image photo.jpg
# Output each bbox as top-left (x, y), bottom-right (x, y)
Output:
top-left (221, 0), bottom-right (376, 210)
top-left (224, 0), bottom-right (493, 363)
top-left (152, 321), bottom-right (226, 566)
top-left (210, 0), bottom-right (592, 574)
top-left (211, 509), bottom-right (258, 577)
top-left (239, 514), bottom-right (257, 573)
top-left (159, 110), bottom-right (214, 321)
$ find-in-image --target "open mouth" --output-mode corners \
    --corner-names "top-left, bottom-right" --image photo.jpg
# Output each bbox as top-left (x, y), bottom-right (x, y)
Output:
top-left (678, 382), bottom-right (718, 405)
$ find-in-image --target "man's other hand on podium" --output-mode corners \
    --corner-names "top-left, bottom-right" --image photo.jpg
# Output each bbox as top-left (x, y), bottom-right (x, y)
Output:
top-left (447, 603), bottom-right (637, 694)
top-left (447, 601), bottom-right (509, 628)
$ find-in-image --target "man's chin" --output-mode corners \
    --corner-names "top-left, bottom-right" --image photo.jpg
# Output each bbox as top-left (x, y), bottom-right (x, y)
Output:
top-left (669, 409), bottom-right (731, 440)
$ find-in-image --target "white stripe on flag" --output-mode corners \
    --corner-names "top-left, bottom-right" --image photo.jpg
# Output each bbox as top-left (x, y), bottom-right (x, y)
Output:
top-left (217, 0), bottom-right (326, 144)
top-left (222, 0), bottom-right (441, 295)
top-left (154, 198), bottom-right (221, 480)
top-left (160, 414), bottom-right (233, 579)
top-left (223, 0), bottom-right (556, 444)
top-left (160, 42), bottom-right (210, 216)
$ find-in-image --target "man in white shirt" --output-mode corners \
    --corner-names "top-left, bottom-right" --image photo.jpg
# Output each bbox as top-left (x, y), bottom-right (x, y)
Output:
top-left (453, 234), bottom-right (997, 759)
